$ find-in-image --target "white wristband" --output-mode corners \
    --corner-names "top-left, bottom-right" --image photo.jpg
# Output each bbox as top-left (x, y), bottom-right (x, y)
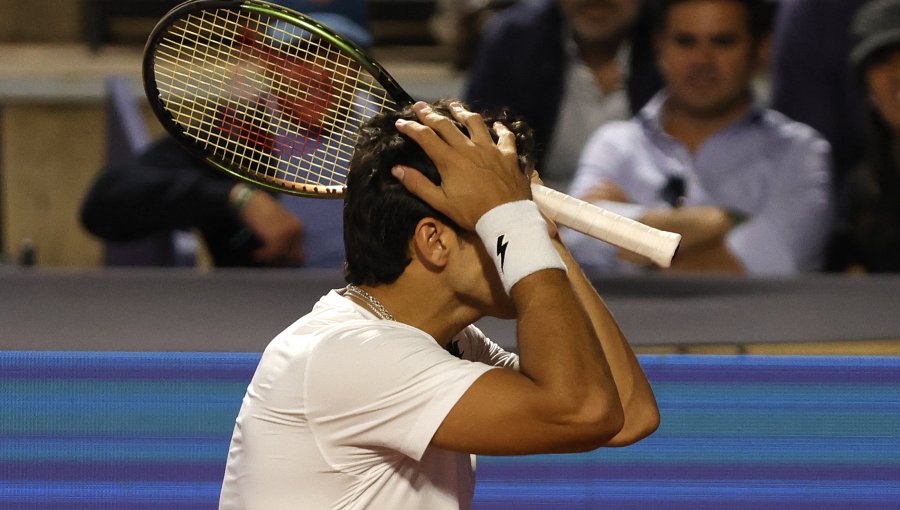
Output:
top-left (475, 200), bottom-right (567, 294)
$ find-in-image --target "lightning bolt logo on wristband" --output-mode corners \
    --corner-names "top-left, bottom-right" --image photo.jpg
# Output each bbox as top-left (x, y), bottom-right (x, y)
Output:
top-left (496, 235), bottom-right (509, 272)
top-left (476, 201), bottom-right (567, 294)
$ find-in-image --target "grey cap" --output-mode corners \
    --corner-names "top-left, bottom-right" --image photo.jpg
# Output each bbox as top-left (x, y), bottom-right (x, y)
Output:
top-left (851, 0), bottom-right (900, 68)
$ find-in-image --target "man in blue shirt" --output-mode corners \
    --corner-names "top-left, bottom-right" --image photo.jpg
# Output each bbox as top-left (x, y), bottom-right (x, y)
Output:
top-left (566, 0), bottom-right (831, 275)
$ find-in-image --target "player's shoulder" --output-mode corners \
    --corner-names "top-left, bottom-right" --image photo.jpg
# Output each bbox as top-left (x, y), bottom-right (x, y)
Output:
top-left (322, 321), bottom-right (420, 350)
top-left (286, 291), bottom-right (416, 345)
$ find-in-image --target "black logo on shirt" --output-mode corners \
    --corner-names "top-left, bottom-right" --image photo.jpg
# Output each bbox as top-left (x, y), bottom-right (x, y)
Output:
top-left (447, 340), bottom-right (462, 359)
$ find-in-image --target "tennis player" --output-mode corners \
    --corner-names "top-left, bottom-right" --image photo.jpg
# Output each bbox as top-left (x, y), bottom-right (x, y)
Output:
top-left (218, 100), bottom-right (659, 509)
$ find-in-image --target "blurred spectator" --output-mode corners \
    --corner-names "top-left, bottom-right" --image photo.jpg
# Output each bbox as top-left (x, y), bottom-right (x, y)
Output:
top-left (829, 0), bottom-right (900, 272)
top-left (464, 0), bottom-right (663, 191)
top-left (565, 0), bottom-right (831, 275)
top-left (81, 136), bottom-right (309, 268)
top-left (430, 0), bottom-right (519, 70)
top-left (770, 0), bottom-right (869, 189)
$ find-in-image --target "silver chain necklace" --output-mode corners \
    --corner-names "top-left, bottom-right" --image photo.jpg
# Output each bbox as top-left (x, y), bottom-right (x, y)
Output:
top-left (344, 285), bottom-right (395, 321)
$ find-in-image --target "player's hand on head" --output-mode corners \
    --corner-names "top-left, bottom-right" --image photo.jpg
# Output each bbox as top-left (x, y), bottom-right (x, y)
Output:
top-left (236, 189), bottom-right (306, 266)
top-left (392, 101), bottom-right (531, 230)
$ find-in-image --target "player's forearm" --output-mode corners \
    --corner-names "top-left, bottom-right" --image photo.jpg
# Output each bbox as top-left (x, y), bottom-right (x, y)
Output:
top-left (510, 270), bottom-right (624, 434)
top-left (554, 237), bottom-right (659, 445)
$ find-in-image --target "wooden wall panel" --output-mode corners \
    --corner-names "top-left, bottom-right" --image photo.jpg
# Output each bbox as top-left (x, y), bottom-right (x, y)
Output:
top-left (0, 1), bottom-right (83, 43)
top-left (1, 103), bottom-right (105, 267)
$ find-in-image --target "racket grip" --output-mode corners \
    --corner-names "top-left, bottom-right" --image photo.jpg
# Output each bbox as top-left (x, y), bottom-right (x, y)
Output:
top-left (531, 184), bottom-right (681, 268)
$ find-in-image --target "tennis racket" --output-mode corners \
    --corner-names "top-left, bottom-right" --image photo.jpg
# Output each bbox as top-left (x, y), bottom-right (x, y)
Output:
top-left (143, 0), bottom-right (681, 267)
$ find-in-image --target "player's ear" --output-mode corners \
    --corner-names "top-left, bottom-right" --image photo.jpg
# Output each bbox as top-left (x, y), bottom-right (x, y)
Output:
top-left (411, 217), bottom-right (453, 269)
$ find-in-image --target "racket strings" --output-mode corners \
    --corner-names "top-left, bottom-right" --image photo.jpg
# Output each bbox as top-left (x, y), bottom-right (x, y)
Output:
top-left (152, 6), bottom-right (398, 192)
top-left (159, 11), bottom-right (339, 182)
top-left (159, 11), bottom-right (320, 178)
top-left (155, 16), bottom-right (285, 178)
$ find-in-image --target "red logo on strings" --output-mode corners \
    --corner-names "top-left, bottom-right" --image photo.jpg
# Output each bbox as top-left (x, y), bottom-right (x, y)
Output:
top-left (216, 26), bottom-right (334, 157)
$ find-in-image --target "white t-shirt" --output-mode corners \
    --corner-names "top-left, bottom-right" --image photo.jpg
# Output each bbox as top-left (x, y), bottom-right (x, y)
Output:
top-left (219, 289), bottom-right (519, 510)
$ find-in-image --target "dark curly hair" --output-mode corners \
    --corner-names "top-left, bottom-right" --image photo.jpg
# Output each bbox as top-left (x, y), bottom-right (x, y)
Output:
top-left (343, 99), bottom-right (535, 286)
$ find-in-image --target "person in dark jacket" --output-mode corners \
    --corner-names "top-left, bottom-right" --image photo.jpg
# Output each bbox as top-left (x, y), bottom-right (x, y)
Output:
top-left (769, 0), bottom-right (870, 189)
top-left (80, 136), bottom-right (310, 267)
top-left (464, 0), bottom-right (662, 191)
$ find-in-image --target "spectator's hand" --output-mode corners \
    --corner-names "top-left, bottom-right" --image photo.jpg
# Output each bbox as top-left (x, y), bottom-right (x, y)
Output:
top-left (391, 101), bottom-right (530, 230)
top-left (616, 206), bottom-right (740, 269)
top-left (576, 181), bottom-right (649, 264)
top-left (641, 206), bottom-right (731, 250)
top-left (581, 180), bottom-right (632, 204)
top-left (233, 186), bottom-right (305, 266)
